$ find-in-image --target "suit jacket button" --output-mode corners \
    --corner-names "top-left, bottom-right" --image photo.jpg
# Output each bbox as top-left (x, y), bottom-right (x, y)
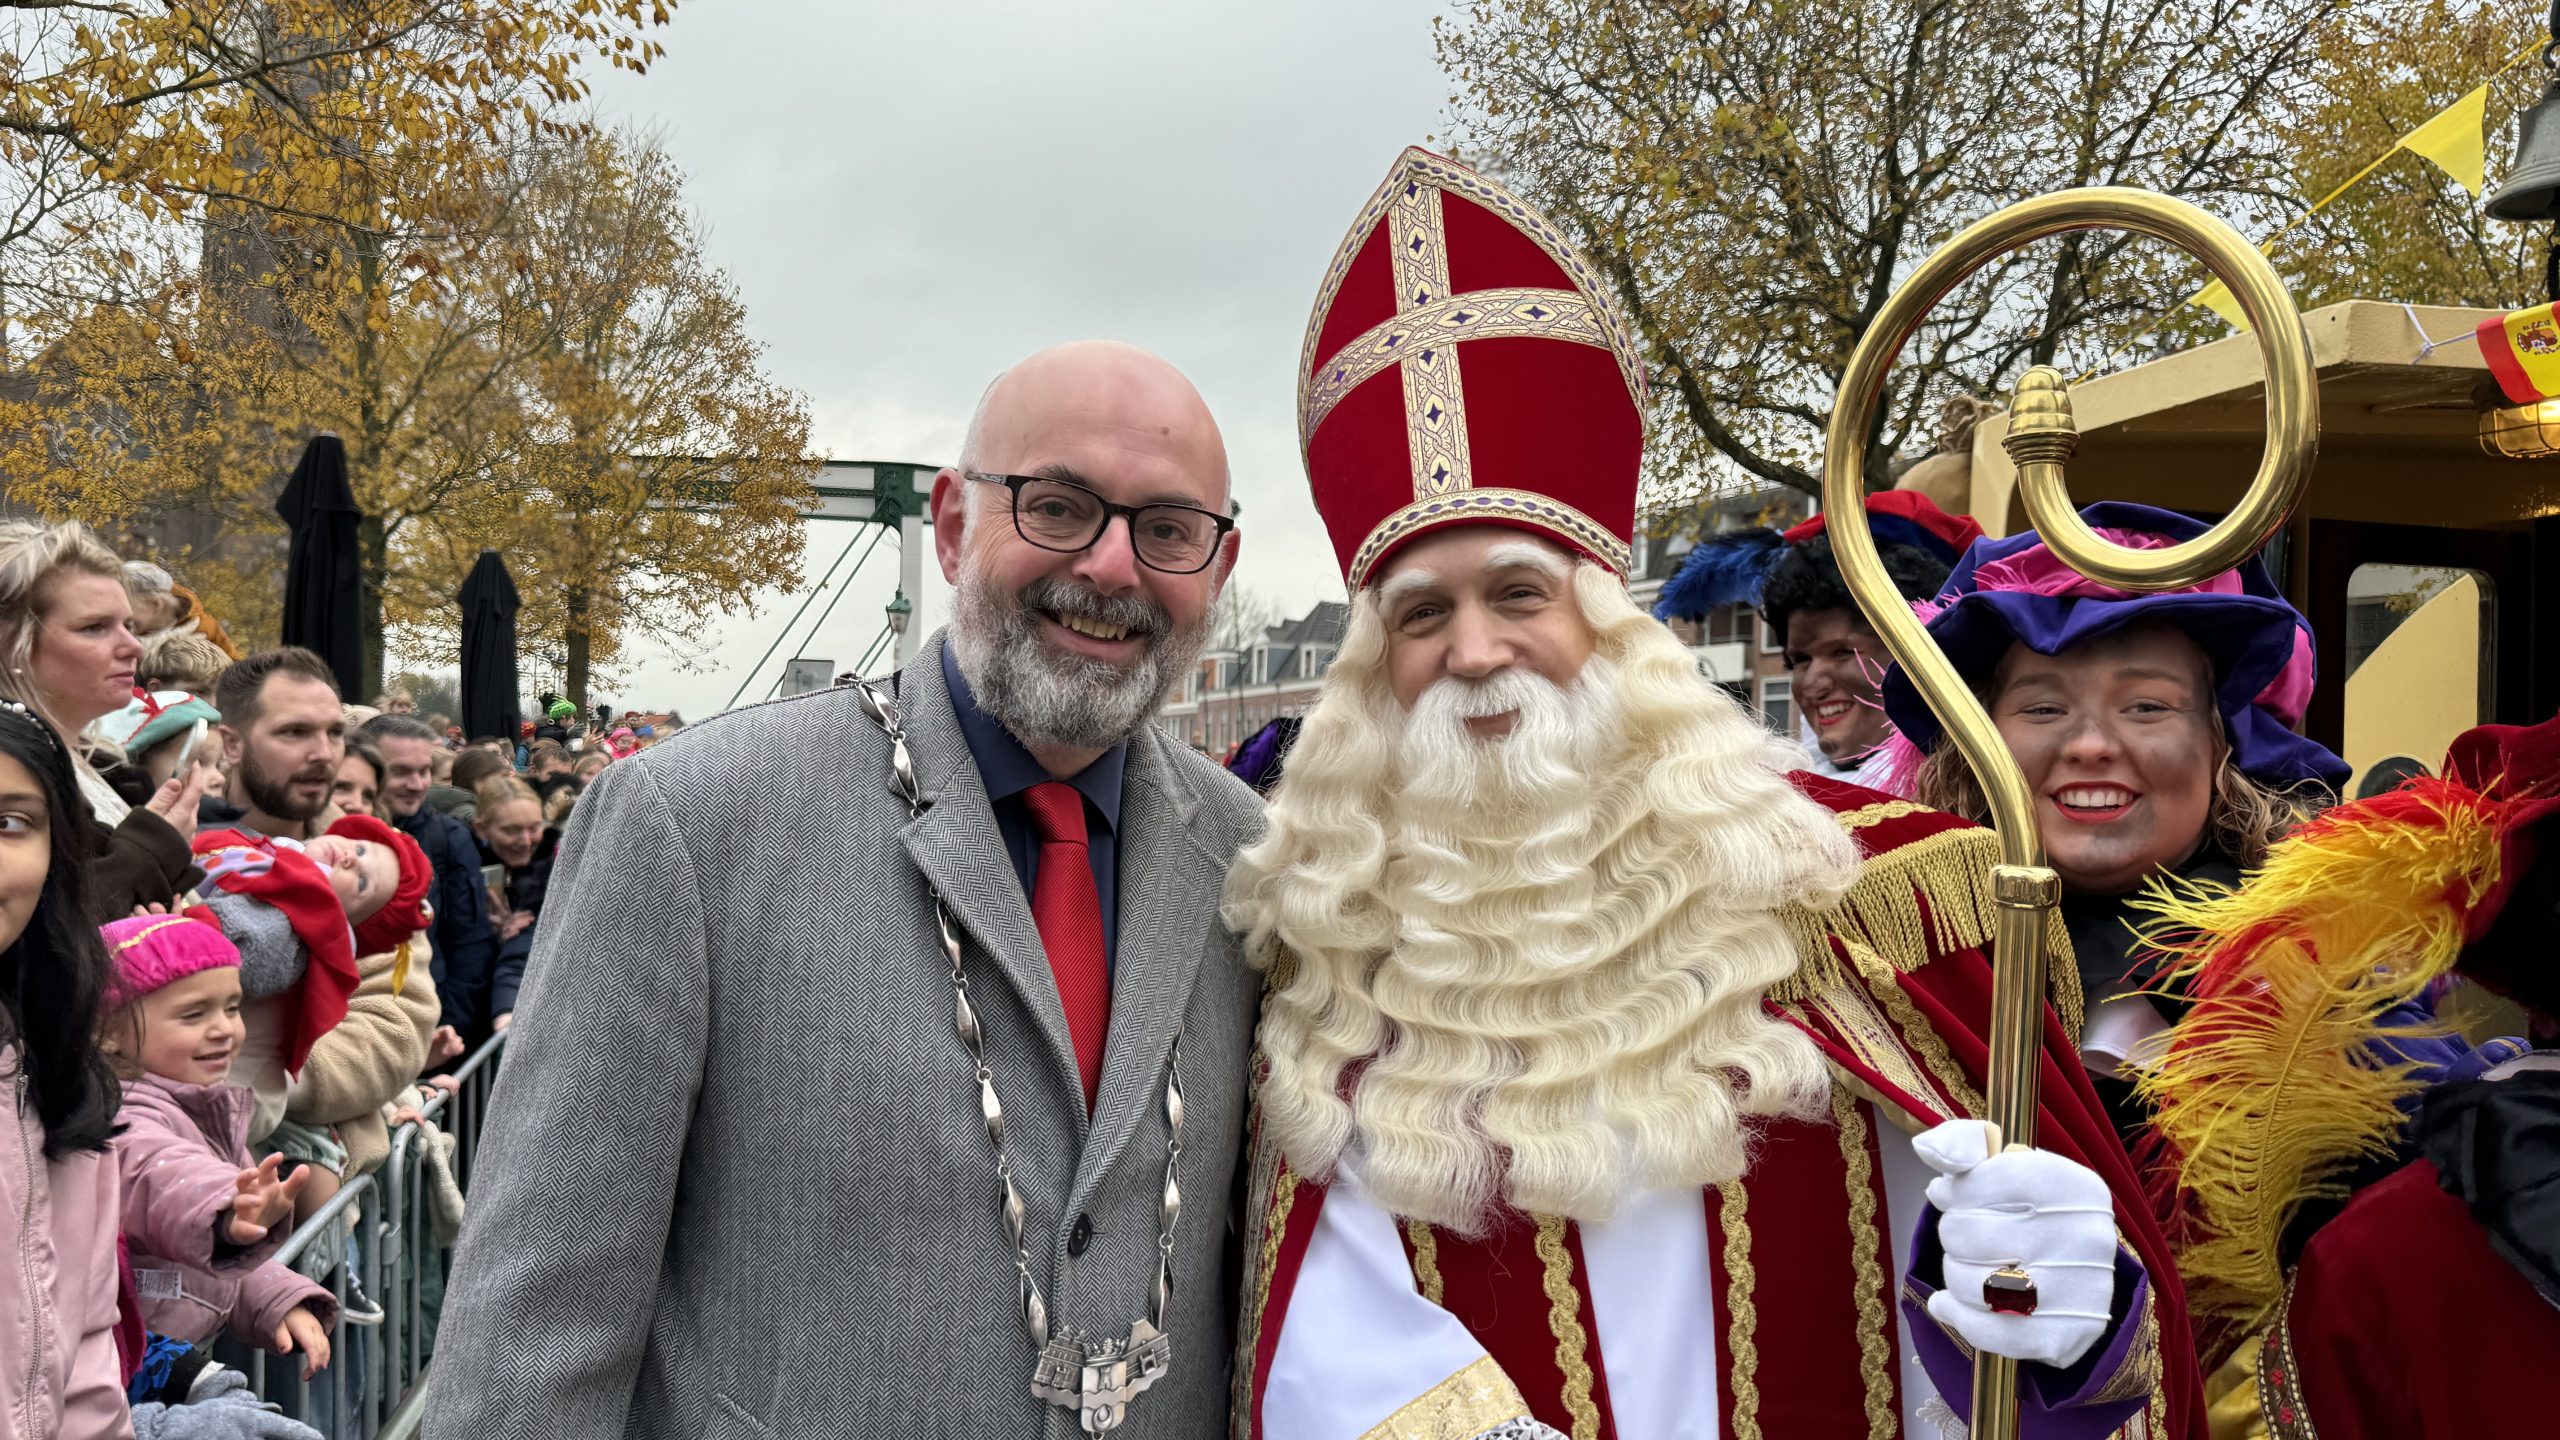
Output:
top-left (1067, 1213), bottom-right (1094, 1257)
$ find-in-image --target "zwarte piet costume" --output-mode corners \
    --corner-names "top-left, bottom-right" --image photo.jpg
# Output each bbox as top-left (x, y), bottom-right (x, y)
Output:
top-left (2134, 713), bottom-right (2560, 1438)
top-left (1654, 492), bottom-right (1983, 788)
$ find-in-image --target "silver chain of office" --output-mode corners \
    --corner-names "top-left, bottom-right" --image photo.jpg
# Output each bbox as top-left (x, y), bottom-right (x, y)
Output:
top-left (853, 680), bottom-right (1183, 1436)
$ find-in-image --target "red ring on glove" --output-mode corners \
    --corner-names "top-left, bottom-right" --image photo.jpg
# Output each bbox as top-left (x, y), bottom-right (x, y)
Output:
top-left (1983, 1265), bottom-right (2038, 1315)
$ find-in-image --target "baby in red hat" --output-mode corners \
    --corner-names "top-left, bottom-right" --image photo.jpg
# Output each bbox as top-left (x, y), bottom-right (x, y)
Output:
top-left (280, 813), bottom-right (443, 1202)
top-left (97, 915), bottom-right (336, 1380)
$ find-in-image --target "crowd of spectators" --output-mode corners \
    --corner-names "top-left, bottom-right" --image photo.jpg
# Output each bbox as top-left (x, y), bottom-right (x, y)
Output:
top-left (0, 517), bottom-right (665, 1439)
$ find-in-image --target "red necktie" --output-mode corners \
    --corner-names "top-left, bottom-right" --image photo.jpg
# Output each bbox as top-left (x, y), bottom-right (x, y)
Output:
top-left (1023, 781), bottom-right (1110, 1112)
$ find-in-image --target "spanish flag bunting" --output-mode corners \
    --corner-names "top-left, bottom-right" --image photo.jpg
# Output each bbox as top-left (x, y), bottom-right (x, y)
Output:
top-left (2479, 300), bottom-right (2560, 404)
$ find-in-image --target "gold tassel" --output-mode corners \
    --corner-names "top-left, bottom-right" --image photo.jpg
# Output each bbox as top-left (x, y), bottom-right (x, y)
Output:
top-left (1777, 826), bottom-right (2083, 1039)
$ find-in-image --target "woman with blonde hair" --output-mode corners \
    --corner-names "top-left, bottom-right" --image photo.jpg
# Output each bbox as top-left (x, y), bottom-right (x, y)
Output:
top-left (472, 774), bottom-right (557, 1034)
top-left (1879, 501), bottom-right (2346, 1141)
top-left (0, 519), bottom-right (204, 919)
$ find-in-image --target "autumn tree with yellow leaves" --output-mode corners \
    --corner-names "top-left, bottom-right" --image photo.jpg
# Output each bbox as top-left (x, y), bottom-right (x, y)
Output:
top-left (2270, 1), bottom-right (2545, 313)
top-left (422, 130), bottom-right (813, 706)
top-left (0, 123), bottom-right (812, 705)
top-left (0, 0), bottom-right (673, 329)
top-left (1436, 0), bottom-right (2338, 513)
top-left (0, 1), bottom-right (818, 703)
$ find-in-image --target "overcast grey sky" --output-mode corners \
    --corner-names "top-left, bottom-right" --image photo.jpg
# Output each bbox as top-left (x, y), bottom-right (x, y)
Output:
top-left (569, 0), bottom-right (1450, 718)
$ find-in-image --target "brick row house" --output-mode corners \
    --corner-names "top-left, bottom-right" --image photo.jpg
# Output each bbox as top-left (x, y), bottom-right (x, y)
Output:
top-left (1156, 601), bottom-right (1350, 759)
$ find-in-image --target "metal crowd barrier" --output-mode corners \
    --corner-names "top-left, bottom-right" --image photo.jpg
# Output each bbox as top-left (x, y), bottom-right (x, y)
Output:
top-left (246, 1029), bottom-right (510, 1438)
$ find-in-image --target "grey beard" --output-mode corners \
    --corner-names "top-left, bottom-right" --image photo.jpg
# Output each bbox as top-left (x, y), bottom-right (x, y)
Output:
top-left (949, 571), bottom-right (1207, 753)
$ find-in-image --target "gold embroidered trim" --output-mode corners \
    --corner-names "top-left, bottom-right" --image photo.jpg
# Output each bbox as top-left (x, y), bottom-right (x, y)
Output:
top-left (1837, 799), bottom-right (1932, 831)
top-left (1532, 1216), bottom-right (1601, 1440)
top-left (1404, 1219), bottom-right (1446, 1306)
top-left (1847, 934), bottom-right (1988, 1118)
top-left (1348, 488), bottom-right (1632, 590)
top-left (1232, 1058), bottom-right (1280, 1435)
top-left (2087, 1278), bottom-right (2165, 1408)
top-left (1238, 1147), bottom-right (1297, 1437)
top-left (1718, 1180), bottom-right (1763, 1440)
top-left (1794, 975), bottom-right (1948, 1123)
top-left (1384, 182), bottom-right (1474, 502)
top-left (1358, 1355), bottom-right (1537, 1440)
top-left (1302, 288), bottom-right (1615, 438)
top-left (1830, 1091), bottom-right (1900, 1440)
top-left (2256, 1278), bottom-right (2320, 1440)
top-left (1773, 824), bottom-right (2086, 1042)
top-left (1825, 1062), bottom-right (1928, 1137)
top-left (1905, 1273), bottom-right (1980, 1363)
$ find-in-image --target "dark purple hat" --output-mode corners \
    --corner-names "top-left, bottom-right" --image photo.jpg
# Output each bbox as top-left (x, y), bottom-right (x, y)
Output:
top-left (1880, 501), bottom-right (2346, 789)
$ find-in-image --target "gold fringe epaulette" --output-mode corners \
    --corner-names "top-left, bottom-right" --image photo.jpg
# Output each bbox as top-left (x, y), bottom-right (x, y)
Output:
top-left (1774, 823), bottom-right (2084, 1040)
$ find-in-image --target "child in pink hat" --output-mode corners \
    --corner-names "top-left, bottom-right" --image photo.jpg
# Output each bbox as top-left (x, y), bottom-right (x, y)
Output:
top-left (97, 914), bottom-right (336, 1379)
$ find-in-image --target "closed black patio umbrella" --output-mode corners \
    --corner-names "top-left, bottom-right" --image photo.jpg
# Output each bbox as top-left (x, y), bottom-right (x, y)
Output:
top-left (457, 549), bottom-right (523, 744)
top-left (274, 434), bottom-right (364, 697)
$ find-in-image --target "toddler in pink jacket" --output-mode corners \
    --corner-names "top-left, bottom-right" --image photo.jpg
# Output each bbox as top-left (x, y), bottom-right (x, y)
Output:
top-left (97, 914), bottom-right (336, 1379)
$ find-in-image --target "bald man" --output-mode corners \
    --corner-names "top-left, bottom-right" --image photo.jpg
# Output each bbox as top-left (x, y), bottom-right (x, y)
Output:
top-left (428, 342), bottom-right (1266, 1440)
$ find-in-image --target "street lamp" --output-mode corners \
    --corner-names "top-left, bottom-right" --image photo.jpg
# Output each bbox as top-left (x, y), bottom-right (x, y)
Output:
top-left (885, 589), bottom-right (913, 637)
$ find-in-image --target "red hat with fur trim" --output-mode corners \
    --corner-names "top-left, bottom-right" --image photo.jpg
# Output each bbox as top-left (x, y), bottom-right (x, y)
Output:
top-left (1299, 147), bottom-right (1650, 589)
top-left (326, 812), bottom-right (434, 957)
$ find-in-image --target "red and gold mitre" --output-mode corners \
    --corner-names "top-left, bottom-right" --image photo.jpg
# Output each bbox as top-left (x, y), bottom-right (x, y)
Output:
top-left (1299, 148), bottom-right (1650, 590)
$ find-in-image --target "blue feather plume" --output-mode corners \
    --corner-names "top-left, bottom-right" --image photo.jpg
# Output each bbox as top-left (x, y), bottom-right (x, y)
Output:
top-left (1652, 528), bottom-right (1785, 620)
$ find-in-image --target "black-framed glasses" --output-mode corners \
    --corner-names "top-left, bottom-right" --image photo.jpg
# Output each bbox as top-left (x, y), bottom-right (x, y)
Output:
top-left (964, 471), bottom-right (1234, 575)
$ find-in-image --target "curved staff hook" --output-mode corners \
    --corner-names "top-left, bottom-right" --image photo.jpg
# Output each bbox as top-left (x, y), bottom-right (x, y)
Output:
top-left (1818, 187), bottom-right (2318, 1440)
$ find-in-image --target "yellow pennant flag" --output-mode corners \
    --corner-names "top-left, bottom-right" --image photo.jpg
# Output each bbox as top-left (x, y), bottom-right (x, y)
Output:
top-left (2400, 82), bottom-right (2492, 196)
top-left (2189, 278), bottom-right (2250, 331)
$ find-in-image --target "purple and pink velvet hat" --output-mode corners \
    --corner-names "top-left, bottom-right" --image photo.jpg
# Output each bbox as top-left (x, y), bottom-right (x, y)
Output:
top-left (101, 914), bottom-right (240, 1012)
top-left (1879, 501), bottom-right (2347, 790)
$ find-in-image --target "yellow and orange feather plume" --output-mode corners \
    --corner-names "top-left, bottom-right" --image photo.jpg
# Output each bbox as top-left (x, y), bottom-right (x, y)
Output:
top-left (2129, 780), bottom-right (2509, 1346)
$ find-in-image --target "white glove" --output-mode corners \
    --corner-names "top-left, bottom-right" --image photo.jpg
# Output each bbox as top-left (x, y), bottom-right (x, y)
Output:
top-left (1914, 1119), bottom-right (2120, 1369)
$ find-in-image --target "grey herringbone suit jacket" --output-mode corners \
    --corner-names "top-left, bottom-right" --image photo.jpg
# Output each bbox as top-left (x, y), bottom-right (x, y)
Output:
top-left (422, 634), bottom-right (1266, 1440)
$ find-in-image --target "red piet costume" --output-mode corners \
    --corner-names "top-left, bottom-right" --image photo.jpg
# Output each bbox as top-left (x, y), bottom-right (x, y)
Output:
top-left (2133, 715), bottom-right (2560, 1439)
top-left (1239, 149), bottom-right (2202, 1440)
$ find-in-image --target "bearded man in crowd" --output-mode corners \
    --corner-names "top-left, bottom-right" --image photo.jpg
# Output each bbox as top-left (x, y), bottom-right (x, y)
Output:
top-left (214, 647), bottom-right (349, 841)
top-left (1223, 149), bottom-right (2203, 1440)
top-left (430, 340), bottom-right (1268, 1439)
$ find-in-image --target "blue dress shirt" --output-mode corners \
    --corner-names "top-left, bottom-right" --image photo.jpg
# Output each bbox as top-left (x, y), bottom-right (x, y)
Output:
top-left (941, 644), bottom-right (1126, 972)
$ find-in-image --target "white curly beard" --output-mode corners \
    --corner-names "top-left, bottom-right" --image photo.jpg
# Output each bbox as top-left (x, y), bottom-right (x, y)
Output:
top-left (1230, 578), bottom-right (1860, 1234)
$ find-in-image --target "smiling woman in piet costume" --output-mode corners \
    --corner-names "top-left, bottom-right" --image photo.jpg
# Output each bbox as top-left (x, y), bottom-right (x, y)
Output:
top-left (1654, 491), bottom-right (1982, 789)
top-left (1879, 502), bottom-right (2347, 1137)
